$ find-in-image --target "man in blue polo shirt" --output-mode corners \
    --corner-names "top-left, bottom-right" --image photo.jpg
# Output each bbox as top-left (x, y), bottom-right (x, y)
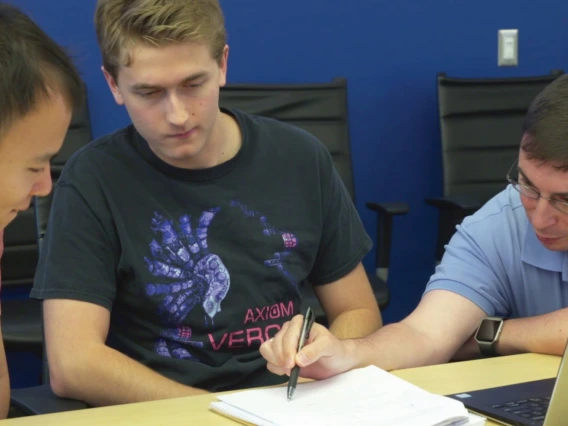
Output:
top-left (260, 73), bottom-right (568, 378)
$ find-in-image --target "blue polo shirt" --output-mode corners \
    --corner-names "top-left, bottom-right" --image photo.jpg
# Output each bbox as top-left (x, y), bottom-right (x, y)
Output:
top-left (424, 185), bottom-right (568, 318)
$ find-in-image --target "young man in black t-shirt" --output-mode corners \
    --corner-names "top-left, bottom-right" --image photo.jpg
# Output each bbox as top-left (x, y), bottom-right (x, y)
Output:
top-left (31, 0), bottom-right (382, 406)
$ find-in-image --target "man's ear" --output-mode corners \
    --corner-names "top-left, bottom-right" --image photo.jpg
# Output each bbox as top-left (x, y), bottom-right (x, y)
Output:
top-left (101, 66), bottom-right (124, 105)
top-left (218, 44), bottom-right (229, 88)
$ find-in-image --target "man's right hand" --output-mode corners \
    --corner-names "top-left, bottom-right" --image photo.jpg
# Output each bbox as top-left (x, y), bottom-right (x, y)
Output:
top-left (259, 315), bottom-right (359, 380)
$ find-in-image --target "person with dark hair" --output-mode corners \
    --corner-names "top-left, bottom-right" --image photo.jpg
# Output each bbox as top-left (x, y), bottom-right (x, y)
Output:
top-left (261, 74), bottom-right (568, 380)
top-left (0, 3), bottom-right (83, 417)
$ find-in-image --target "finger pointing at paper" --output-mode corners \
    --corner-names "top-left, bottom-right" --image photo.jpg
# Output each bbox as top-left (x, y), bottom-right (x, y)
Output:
top-left (259, 314), bottom-right (360, 381)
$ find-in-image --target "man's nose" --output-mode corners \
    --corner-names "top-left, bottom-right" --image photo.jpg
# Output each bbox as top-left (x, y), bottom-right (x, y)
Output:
top-left (531, 197), bottom-right (558, 230)
top-left (165, 94), bottom-right (189, 127)
top-left (30, 167), bottom-right (53, 197)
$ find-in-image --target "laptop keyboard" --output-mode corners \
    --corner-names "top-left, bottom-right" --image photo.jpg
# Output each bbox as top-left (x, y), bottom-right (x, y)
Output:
top-left (491, 396), bottom-right (550, 424)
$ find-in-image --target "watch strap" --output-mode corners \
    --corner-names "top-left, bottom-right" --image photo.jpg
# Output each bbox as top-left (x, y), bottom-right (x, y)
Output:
top-left (478, 339), bottom-right (498, 357)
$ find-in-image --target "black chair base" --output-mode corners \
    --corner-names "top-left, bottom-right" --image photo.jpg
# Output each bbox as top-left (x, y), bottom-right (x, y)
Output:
top-left (368, 273), bottom-right (389, 310)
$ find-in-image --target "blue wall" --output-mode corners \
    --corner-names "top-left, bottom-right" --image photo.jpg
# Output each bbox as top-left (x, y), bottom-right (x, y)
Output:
top-left (8, 1), bottom-right (568, 384)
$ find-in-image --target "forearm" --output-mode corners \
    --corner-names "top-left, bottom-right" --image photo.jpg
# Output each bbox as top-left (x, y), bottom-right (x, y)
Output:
top-left (496, 309), bottom-right (568, 356)
top-left (451, 309), bottom-right (568, 361)
top-left (51, 343), bottom-right (207, 406)
top-left (328, 307), bottom-right (382, 339)
top-left (450, 333), bottom-right (481, 361)
top-left (346, 321), bottom-right (446, 371)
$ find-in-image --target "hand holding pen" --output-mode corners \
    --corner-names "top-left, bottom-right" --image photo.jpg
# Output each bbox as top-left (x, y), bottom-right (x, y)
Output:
top-left (287, 306), bottom-right (315, 400)
top-left (259, 308), bottom-right (358, 393)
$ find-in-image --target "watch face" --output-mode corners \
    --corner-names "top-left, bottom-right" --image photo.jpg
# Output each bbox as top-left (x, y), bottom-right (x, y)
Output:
top-left (477, 319), bottom-right (501, 342)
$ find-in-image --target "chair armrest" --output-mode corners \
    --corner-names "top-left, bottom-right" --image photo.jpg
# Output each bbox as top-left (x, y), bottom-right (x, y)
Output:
top-left (365, 202), bottom-right (409, 270)
top-left (11, 385), bottom-right (88, 416)
top-left (424, 196), bottom-right (482, 212)
top-left (365, 202), bottom-right (409, 217)
top-left (425, 196), bottom-right (483, 263)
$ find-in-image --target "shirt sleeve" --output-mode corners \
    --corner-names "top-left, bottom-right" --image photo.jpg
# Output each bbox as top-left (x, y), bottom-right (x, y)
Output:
top-left (30, 180), bottom-right (120, 311)
top-left (307, 144), bottom-right (372, 285)
top-left (423, 216), bottom-right (511, 317)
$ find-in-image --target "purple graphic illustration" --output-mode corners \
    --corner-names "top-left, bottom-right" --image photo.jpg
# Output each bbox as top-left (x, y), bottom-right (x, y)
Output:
top-left (145, 202), bottom-right (298, 361)
top-left (145, 209), bottom-right (230, 360)
top-left (230, 200), bottom-right (298, 286)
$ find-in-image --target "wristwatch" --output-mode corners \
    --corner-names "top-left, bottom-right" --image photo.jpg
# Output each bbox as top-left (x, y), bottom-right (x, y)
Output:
top-left (474, 317), bottom-right (504, 357)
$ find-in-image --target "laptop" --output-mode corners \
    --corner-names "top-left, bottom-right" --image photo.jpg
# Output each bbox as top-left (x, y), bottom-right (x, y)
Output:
top-left (447, 341), bottom-right (568, 426)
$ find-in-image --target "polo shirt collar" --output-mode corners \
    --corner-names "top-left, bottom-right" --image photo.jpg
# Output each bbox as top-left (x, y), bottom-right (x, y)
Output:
top-left (522, 222), bottom-right (568, 280)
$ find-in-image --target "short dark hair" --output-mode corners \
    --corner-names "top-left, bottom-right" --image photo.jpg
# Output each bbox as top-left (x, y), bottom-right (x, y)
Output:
top-left (521, 73), bottom-right (568, 170)
top-left (0, 4), bottom-right (84, 137)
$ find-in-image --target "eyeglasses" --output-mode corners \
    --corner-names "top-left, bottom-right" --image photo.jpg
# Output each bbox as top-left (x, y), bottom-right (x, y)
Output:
top-left (506, 160), bottom-right (568, 215)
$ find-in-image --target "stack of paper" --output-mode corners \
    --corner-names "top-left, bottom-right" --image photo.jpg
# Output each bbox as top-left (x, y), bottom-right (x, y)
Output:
top-left (210, 366), bottom-right (486, 426)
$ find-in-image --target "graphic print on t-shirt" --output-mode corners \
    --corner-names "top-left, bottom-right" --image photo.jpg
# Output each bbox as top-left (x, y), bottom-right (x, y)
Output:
top-left (144, 200), bottom-right (298, 361)
top-left (229, 200), bottom-right (298, 286)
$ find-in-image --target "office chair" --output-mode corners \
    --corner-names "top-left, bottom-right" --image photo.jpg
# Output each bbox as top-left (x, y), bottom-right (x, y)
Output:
top-left (1, 211), bottom-right (42, 355)
top-left (9, 189), bottom-right (89, 415)
top-left (220, 78), bottom-right (409, 322)
top-left (427, 70), bottom-right (564, 263)
top-left (1, 83), bottom-right (92, 357)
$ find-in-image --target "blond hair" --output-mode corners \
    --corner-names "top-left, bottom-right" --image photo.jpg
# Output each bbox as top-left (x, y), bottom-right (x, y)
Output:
top-left (95, 0), bottom-right (227, 80)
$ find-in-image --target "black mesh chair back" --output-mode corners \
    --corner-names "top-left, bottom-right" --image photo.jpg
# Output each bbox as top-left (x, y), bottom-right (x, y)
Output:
top-left (427, 70), bottom-right (564, 262)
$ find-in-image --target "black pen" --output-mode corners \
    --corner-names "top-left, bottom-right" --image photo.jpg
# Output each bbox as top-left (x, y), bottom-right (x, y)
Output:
top-left (287, 306), bottom-right (315, 401)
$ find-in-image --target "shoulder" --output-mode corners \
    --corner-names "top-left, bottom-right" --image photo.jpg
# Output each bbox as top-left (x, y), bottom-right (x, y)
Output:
top-left (460, 186), bottom-right (526, 238)
top-left (229, 108), bottom-right (329, 159)
top-left (424, 187), bottom-right (527, 315)
top-left (58, 125), bottom-right (134, 184)
top-left (445, 186), bottom-right (528, 267)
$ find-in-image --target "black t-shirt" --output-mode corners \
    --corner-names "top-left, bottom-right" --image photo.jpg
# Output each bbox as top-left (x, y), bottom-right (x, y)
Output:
top-left (31, 108), bottom-right (372, 391)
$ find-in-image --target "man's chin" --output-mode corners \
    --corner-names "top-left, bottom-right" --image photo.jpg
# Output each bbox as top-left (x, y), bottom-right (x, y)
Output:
top-left (0, 210), bottom-right (18, 230)
top-left (160, 146), bottom-right (211, 168)
top-left (537, 236), bottom-right (568, 251)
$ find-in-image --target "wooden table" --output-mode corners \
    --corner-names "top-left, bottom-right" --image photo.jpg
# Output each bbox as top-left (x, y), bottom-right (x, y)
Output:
top-left (2, 353), bottom-right (560, 425)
